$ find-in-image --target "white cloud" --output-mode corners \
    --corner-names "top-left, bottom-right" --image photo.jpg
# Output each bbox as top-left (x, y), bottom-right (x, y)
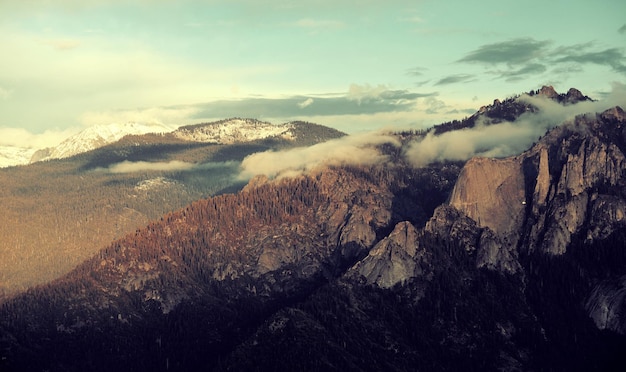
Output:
top-left (347, 83), bottom-right (390, 103)
top-left (0, 127), bottom-right (79, 149)
top-left (405, 83), bottom-right (626, 167)
top-left (105, 160), bottom-right (195, 173)
top-left (239, 130), bottom-right (401, 179)
top-left (297, 98), bottom-right (314, 108)
top-left (100, 159), bottom-right (238, 173)
top-left (79, 106), bottom-right (197, 128)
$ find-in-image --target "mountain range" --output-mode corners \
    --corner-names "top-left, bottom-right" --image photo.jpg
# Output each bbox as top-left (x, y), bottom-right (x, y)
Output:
top-left (0, 119), bottom-right (344, 299)
top-left (0, 118), bottom-right (317, 168)
top-left (1, 86), bottom-right (626, 371)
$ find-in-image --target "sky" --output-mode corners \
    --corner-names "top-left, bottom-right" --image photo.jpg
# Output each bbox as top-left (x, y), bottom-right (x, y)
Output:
top-left (1, 0), bottom-right (625, 147)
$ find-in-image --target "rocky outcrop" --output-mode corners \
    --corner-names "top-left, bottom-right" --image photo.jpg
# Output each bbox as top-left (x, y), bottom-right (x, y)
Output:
top-left (538, 85), bottom-right (559, 99)
top-left (585, 275), bottom-right (626, 334)
top-left (565, 87), bottom-right (585, 104)
top-left (349, 221), bottom-right (431, 289)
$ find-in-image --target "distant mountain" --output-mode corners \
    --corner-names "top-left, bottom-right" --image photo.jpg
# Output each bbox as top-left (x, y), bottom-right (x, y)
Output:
top-left (0, 120), bottom-right (344, 300)
top-left (30, 122), bottom-right (175, 163)
top-left (430, 85), bottom-right (592, 135)
top-left (0, 146), bottom-right (36, 168)
top-left (0, 119), bottom-right (344, 168)
top-left (2, 89), bottom-right (625, 371)
top-left (173, 118), bottom-right (293, 144)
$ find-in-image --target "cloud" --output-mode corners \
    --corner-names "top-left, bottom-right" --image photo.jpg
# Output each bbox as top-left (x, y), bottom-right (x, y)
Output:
top-left (458, 38), bottom-right (551, 66)
top-left (190, 85), bottom-right (436, 121)
top-left (293, 18), bottom-right (345, 30)
top-left (298, 98), bottom-right (314, 108)
top-left (619, 24), bottom-right (626, 34)
top-left (0, 127), bottom-right (80, 149)
top-left (401, 16), bottom-right (424, 24)
top-left (423, 96), bottom-right (449, 114)
top-left (347, 84), bottom-right (392, 103)
top-left (100, 160), bottom-right (238, 174)
top-left (347, 83), bottom-right (433, 103)
top-left (238, 131), bottom-right (401, 179)
top-left (106, 160), bottom-right (195, 173)
top-left (435, 74), bottom-right (475, 85)
top-left (80, 106), bottom-right (196, 128)
top-left (553, 48), bottom-right (626, 74)
top-left (457, 38), bottom-right (626, 82)
top-left (499, 63), bottom-right (547, 82)
top-left (406, 67), bottom-right (427, 76)
top-left (404, 83), bottom-right (626, 167)
top-left (238, 83), bottom-right (626, 179)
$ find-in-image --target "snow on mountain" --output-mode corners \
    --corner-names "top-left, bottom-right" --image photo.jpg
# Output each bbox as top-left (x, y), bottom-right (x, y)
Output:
top-left (173, 118), bottom-right (294, 144)
top-left (0, 145), bottom-right (37, 168)
top-left (1, 119), bottom-right (295, 168)
top-left (40, 122), bottom-right (175, 161)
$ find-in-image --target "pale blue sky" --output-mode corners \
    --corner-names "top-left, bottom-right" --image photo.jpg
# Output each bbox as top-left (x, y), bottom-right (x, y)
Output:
top-left (0, 0), bottom-right (625, 141)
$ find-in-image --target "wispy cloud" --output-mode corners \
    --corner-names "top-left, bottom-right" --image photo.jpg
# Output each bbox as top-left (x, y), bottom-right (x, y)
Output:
top-left (619, 24), bottom-right (626, 34)
top-left (553, 47), bottom-right (626, 74)
top-left (100, 160), bottom-right (238, 174)
top-left (435, 74), bottom-right (475, 85)
top-left (458, 38), bottom-right (551, 66)
top-left (293, 18), bottom-right (345, 29)
top-left (498, 63), bottom-right (547, 82)
top-left (106, 160), bottom-right (195, 173)
top-left (455, 38), bottom-right (626, 85)
top-left (297, 98), bottom-right (314, 108)
top-left (80, 106), bottom-right (196, 128)
top-left (189, 85), bottom-right (436, 120)
top-left (401, 15), bottom-right (424, 24)
top-left (406, 66), bottom-right (428, 76)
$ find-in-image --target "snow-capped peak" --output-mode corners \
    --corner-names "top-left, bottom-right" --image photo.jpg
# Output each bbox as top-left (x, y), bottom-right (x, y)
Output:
top-left (0, 146), bottom-right (37, 168)
top-left (173, 118), bottom-right (294, 144)
top-left (42, 122), bottom-right (174, 161)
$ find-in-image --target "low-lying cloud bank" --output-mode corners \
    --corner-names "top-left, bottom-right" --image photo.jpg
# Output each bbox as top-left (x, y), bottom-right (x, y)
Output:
top-left (239, 131), bottom-right (401, 180)
top-left (239, 83), bottom-right (626, 178)
top-left (99, 160), bottom-right (238, 174)
top-left (405, 83), bottom-right (626, 166)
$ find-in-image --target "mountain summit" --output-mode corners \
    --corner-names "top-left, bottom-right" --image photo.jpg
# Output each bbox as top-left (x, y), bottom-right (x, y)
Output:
top-left (30, 122), bottom-right (174, 162)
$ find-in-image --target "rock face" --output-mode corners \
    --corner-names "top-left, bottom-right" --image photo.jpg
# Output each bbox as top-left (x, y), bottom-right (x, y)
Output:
top-left (586, 275), bottom-right (626, 334)
top-left (447, 107), bottom-right (626, 256)
top-left (449, 156), bottom-right (525, 241)
top-left (434, 107), bottom-right (626, 339)
top-left (349, 221), bottom-right (431, 289)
